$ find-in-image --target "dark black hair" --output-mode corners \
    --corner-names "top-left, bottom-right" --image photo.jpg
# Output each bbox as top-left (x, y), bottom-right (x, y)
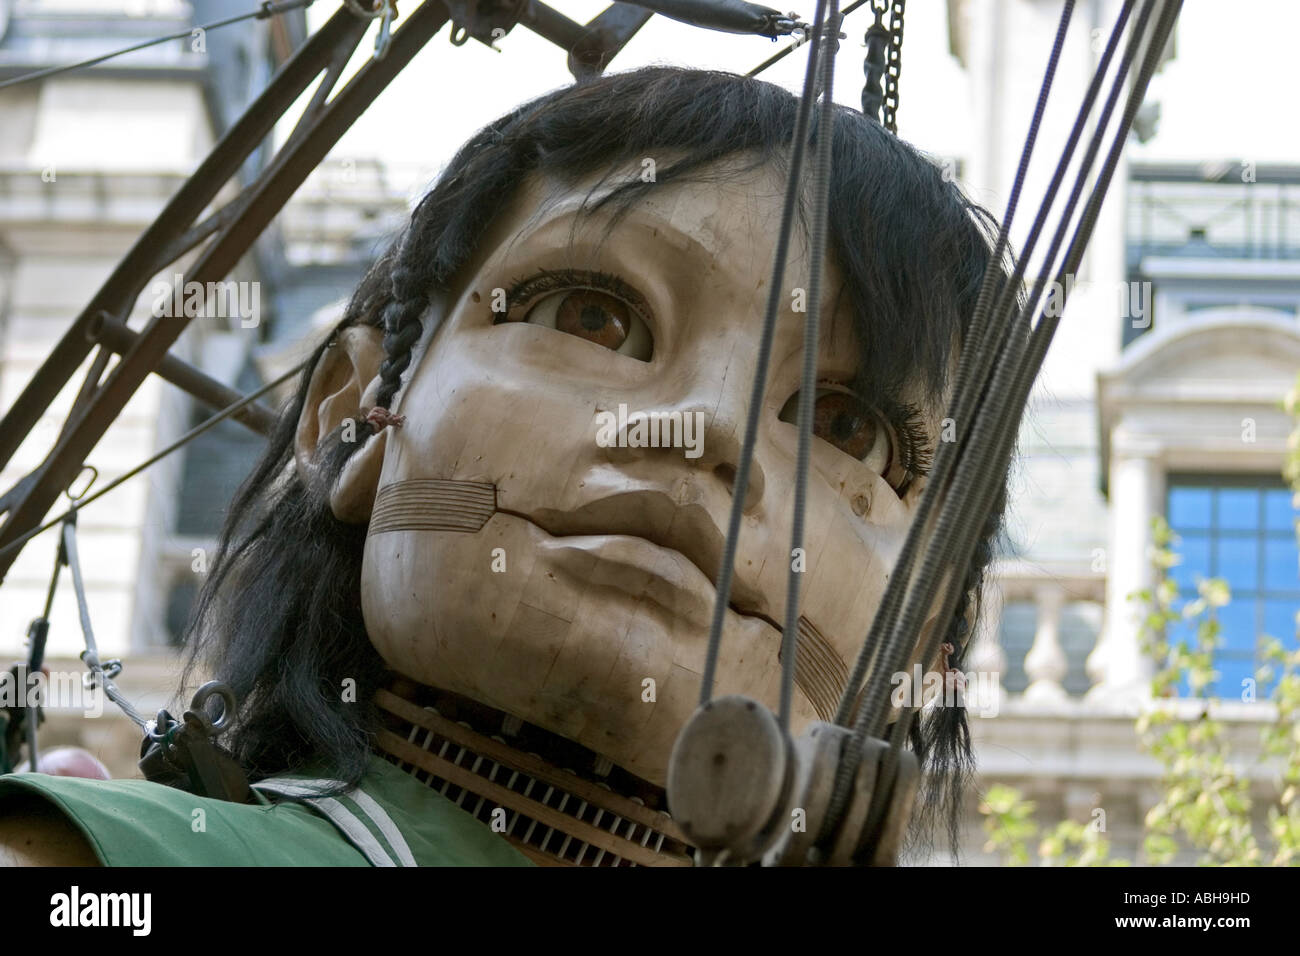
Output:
top-left (183, 66), bottom-right (1014, 856)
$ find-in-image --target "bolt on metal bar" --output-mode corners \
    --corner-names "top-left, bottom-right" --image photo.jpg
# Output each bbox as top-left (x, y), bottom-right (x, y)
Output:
top-left (89, 316), bottom-right (278, 437)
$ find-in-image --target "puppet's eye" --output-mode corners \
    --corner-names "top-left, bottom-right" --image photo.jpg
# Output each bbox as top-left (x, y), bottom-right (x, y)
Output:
top-left (522, 289), bottom-right (653, 359)
top-left (779, 387), bottom-right (919, 495)
top-left (495, 270), bottom-right (654, 361)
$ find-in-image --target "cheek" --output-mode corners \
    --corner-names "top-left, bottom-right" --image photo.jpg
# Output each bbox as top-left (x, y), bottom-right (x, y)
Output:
top-left (800, 524), bottom-right (901, 657)
top-left (389, 345), bottom-right (598, 496)
top-left (363, 514), bottom-right (575, 715)
top-left (780, 476), bottom-right (912, 692)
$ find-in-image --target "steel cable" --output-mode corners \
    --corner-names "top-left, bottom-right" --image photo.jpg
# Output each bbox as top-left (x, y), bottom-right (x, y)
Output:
top-left (698, 0), bottom-right (837, 705)
top-left (780, 0), bottom-right (841, 728)
top-left (0, 0), bottom-right (317, 92)
top-left (823, 0), bottom-right (1180, 849)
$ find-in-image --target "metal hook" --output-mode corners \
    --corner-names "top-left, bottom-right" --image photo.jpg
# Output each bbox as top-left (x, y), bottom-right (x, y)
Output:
top-left (344, 0), bottom-right (395, 61)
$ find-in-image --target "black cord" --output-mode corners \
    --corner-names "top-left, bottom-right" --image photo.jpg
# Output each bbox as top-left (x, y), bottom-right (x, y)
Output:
top-left (0, 362), bottom-right (305, 563)
top-left (0, 0), bottom-right (316, 92)
top-left (822, 0), bottom-right (1183, 847)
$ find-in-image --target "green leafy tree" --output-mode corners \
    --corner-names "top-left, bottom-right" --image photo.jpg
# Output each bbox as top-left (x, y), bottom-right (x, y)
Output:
top-left (980, 375), bottom-right (1300, 866)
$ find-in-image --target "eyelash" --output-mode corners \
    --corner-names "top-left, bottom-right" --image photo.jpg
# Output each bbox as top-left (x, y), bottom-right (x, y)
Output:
top-left (498, 270), bottom-right (935, 495)
top-left (883, 400), bottom-right (935, 497)
top-left (503, 268), bottom-right (651, 319)
top-left (814, 381), bottom-right (934, 497)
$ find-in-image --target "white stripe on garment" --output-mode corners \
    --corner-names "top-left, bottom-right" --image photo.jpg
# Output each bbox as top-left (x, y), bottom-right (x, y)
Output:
top-left (348, 787), bottom-right (417, 867)
top-left (252, 777), bottom-right (407, 867)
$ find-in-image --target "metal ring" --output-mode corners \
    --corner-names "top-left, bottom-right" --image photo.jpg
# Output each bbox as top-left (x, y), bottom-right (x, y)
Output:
top-left (450, 23), bottom-right (470, 46)
top-left (344, 0), bottom-right (389, 19)
top-left (65, 464), bottom-right (97, 503)
top-left (190, 681), bottom-right (236, 735)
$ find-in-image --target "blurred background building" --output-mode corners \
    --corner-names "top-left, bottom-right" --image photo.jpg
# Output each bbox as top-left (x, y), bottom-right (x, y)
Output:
top-left (0, 0), bottom-right (1295, 863)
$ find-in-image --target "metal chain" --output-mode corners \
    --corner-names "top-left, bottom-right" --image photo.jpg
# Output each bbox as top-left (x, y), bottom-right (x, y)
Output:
top-left (882, 0), bottom-right (905, 133)
top-left (862, 0), bottom-right (904, 132)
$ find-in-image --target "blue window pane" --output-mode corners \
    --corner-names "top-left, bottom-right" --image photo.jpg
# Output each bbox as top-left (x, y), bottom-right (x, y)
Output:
top-left (1264, 489), bottom-right (1297, 532)
top-left (1217, 488), bottom-right (1260, 531)
top-left (1212, 655), bottom-right (1256, 701)
top-left (1171, 533), bottom-right (1210, 591)
top-left (1215, 537), bottom-right (1258, 591)
top-left (1263, 600), bottom-right (1299, 642)
top-left (1169, 486), bottom-right (1212, 529)
top-left (1214, 601), bottom-right (1256, 655)
top-left (1264, 536), bottom-right (1300, 591)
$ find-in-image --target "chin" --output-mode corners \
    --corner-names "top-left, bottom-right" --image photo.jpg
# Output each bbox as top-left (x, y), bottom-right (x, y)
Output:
top-left (362, 514), bottom-right (813, 787)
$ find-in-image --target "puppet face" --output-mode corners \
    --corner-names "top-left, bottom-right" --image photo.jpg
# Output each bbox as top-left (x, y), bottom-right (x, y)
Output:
top-left (360, 156), bottom-right (946, 785)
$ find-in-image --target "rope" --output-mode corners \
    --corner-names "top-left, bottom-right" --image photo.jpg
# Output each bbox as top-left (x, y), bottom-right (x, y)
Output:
top-left (866, 0), bottom-right (1157, 741)
top-left (828, 0), bottom-right (1182, 854)
top-left (833, 0), bottom-right (1085, 732)
top-left (864, 1), bottom-right (1182, 852)
top-left (0, 0), bottom-right (316, 92)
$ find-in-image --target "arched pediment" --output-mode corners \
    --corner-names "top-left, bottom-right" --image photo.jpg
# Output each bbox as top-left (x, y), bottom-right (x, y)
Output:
top-left (1104, 313), bottom-right (1300, 395)
top-left (1096, 315), bottom-right (1300, 494)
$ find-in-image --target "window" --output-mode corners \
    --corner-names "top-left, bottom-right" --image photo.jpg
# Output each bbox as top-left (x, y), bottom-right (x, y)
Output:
top-left (1166, 475), bottom-right (1300, 697)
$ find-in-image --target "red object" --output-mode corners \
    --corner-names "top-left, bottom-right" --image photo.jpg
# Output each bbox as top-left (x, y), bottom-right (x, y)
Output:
top-left (365, 407), bottom-right (406, 431)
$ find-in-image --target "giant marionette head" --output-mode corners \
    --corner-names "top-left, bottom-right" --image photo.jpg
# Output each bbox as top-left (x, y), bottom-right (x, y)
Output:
top-left (188, 67), bottom-right (1009, 832)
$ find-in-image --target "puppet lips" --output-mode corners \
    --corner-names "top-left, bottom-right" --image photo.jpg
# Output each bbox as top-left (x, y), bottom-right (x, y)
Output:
top-left (512, 479), bottom-right (771, 619)
top-left (533, 531), bottom-right (783, 641)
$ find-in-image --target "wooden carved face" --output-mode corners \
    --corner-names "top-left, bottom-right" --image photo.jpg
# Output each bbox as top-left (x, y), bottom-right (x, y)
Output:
top-left (353, 157), bottom-right (947, 785)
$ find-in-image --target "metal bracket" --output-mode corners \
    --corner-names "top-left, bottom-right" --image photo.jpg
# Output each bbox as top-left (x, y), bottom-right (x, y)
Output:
top-left (139, 682), bottom-right (250, 803)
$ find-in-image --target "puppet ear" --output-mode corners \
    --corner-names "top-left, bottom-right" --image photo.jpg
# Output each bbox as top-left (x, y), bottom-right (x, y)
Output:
top-left (294, 325), bottom-right (388, 524)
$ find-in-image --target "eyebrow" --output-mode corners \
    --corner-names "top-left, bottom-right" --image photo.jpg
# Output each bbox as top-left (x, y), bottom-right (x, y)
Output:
top-left (502, 178), bottom-right (847, 350)
top-left (512, 188), bottom-right (723, 272)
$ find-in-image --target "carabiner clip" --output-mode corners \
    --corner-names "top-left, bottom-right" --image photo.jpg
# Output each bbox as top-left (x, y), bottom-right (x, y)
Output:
top-left (374, 2), bottom-right (395, 60)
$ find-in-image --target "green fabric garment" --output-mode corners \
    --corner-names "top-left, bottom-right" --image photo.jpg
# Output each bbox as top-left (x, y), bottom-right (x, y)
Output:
top-left (0, 753), bottom-right (533, 867)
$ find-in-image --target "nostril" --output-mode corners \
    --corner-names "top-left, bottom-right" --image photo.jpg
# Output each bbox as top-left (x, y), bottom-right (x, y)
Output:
top-left (713, 462), bottom-right (737, 490)
top-left (713, 461), bottom-right (763, 512)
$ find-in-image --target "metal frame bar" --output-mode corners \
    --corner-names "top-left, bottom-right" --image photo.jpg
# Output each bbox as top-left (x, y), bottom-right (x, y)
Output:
top-left (0, 0), bottom-right (702, 580)
top-left (0, 1), bottom-right (452, 581)
top-left (89, 316), bottom-right (278, 436)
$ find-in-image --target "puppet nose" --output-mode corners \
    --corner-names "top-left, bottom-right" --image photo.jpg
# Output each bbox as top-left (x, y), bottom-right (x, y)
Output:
top-left (681, 407), bottom-right (765, 514)
top-left (704, 438), bottom-right (764, 514)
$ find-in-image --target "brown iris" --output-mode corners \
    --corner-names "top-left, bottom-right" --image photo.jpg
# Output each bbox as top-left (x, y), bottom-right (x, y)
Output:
top-left (555, 290), bottom-right (630, 350)
top-left (812, 391), bottom-right (881, 460)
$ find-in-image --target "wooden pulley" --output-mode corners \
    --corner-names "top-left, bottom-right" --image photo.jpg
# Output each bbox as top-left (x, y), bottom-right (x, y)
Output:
top-left (668, 699), bottom-right (921, 866)
top-left (666, 695), bottom-right (795, 865)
